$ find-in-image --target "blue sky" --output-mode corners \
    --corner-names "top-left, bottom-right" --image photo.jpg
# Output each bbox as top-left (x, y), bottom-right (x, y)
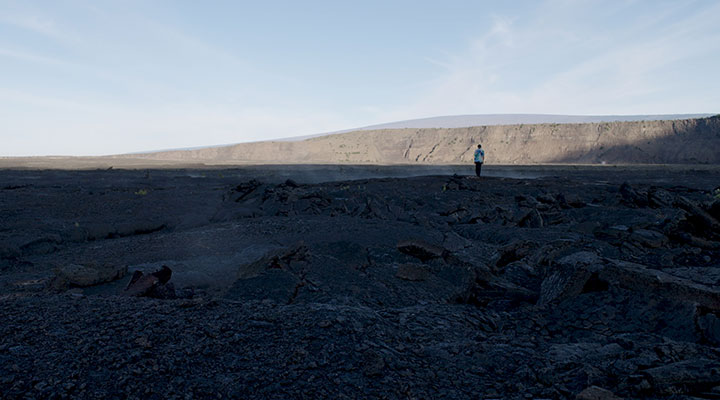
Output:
top-left (1, 0), bottom-right (719, 156)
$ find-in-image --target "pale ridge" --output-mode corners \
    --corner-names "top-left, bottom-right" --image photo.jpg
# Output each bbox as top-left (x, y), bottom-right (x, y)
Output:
top-left (120, 116), bottom-right (720, 165)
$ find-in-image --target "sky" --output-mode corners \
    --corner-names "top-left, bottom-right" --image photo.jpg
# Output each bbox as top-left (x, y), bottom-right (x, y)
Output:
top-left (1, 0), bottom-right (719, 156)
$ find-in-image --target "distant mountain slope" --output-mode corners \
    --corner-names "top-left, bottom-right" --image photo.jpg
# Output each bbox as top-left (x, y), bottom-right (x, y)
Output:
top-left (121, 115), bottom-right (720, 165)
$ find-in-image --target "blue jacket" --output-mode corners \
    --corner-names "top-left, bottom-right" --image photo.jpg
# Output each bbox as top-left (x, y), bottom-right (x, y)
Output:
top-left (474, 149), bottom-right (485, 163)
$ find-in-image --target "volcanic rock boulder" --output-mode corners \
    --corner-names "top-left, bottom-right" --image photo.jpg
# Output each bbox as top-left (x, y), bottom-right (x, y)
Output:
top-left (619, 182), bottom-right (649, 208)
top-left (224, 243), bottom-right (309, 303)
top-left (674, 196), bottom-right (720, 238)
top-left (518, 208), bottom-right (544, 228)
top-left (233, 179), bottom-right (263, 201)
top-left (124, 266), bottom-right (177, 299)
top-left (599, 260), bottom-right (720, 311)
top-left (657, 194), bottom-right (720, 250)
top-left (640, 359), bottom-right (720, 396)
top-left (648, 187), bottom-right (674, 208)
top-left (501, 261), bottom-right (541, 293)
top-left (235, 242), bottom-right (309, 279)
top-left (538, 251), bottom-right (603, 305)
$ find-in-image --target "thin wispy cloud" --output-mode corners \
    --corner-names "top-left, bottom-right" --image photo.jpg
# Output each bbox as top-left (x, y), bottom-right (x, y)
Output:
top-left (378, 0), bottom-right (720, 121)
top-left (0, 46), bottom-right (68, 66)
top-left (0, 0), bottom-right (717, 156)
top-left (0, 13), bottom-right (81, 45)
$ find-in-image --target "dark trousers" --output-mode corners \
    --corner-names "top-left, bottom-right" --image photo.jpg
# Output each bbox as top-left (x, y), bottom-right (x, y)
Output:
top-left (475, 162), bottom-right (483, 177)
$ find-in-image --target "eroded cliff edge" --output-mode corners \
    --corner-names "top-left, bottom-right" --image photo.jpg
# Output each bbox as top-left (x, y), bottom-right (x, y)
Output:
top-left (125, 116), bottom-right (720, 165)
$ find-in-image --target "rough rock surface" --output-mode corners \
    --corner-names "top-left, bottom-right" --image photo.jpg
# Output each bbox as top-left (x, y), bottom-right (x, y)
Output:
top-left (117, 116), bottom-right (720, 165)
top-left (50, 263), bottom-right (127, 289)
top-left (1, 166), bottom-right (720, 399)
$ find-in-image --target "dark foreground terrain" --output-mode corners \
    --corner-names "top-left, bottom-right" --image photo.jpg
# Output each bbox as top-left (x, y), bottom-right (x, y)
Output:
top-left (1, 165), bottom-right (719, 399)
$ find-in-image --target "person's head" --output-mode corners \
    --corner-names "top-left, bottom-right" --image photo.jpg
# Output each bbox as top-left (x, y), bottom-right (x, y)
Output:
top-left (477, 144), bottom-right (482, 149)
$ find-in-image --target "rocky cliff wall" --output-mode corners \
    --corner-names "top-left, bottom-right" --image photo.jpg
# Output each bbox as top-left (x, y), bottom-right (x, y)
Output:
top-left (125, 116), bottom-right (720, 164)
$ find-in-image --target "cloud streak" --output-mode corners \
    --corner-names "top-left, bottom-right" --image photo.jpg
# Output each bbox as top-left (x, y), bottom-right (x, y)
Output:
top-left (381, 0), bottom-right (720, 120)
top-left (0, 12), bottom-right (82, 46)
top-left (0, 0), bottom-right (718, 156)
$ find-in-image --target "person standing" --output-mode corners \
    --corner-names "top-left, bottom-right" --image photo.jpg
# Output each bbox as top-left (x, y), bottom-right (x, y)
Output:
top-left (473, 144), bottom-right (485, 177)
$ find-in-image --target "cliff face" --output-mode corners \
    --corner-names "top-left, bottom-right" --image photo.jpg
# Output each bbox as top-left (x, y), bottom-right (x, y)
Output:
top-left (127, 116), bottom-right (720, 164)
